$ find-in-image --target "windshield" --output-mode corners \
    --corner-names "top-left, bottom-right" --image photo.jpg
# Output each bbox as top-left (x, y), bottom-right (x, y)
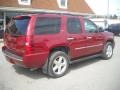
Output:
top-left (6, 16), bottom-right (30, 36)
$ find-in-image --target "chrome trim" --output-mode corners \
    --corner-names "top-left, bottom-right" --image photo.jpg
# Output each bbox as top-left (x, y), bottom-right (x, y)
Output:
top-left (2, 50), bottom-right (23, 61)
top-left (86, 36), bottom-right (92, 39)
top-left (70, 53), bottom-right (101, 64)
top-left (75, 44), bottom-right (103, 50)
top-left (26, 52), bottom-right (48, 56)
top-left (67, 37), bottom-right (75, 41)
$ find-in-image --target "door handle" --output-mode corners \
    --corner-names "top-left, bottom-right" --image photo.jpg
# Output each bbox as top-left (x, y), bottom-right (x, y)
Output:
top-left (86, 36), bottom-right (92, 39)
top-left (67, 37), bottom-right (75, 41)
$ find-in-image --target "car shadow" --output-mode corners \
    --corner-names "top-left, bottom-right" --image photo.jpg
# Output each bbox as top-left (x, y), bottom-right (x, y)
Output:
top-left (12, 57), bottom-right (102, 79)
top-left (12, 65), bottom-right (50, 79)
top-left (115, 35), bottom-right (120, 37)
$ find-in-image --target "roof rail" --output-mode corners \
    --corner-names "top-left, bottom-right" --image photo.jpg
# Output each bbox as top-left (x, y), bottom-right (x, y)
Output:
top-left (34, 12), bottom-right (86, 17)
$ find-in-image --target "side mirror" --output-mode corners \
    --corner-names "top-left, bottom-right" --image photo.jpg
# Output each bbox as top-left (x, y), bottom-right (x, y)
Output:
top-left (98, 27), bottom-right (104, 32)
top-left (94, 29), bottom-right (99, 33)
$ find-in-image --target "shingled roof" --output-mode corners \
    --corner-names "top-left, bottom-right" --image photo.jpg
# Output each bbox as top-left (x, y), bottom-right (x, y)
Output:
top-left (0, 0), bottom-right (94, 14)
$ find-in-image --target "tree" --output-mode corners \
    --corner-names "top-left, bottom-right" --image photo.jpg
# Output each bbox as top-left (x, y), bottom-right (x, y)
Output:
top-left (112, 14), bottom-right (118, 19)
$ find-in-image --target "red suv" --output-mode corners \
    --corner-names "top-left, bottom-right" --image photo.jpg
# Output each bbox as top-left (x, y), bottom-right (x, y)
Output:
top-left (2, 14), bottom-right (115, 78)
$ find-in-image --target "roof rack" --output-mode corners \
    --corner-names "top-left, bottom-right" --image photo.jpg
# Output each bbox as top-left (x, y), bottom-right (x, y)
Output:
top-left (33, 12), bottom-right (87, 17)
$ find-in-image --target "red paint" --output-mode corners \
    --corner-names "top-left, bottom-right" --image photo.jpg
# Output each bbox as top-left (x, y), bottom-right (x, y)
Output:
top-left (2, 14), bottom-right (114, 68)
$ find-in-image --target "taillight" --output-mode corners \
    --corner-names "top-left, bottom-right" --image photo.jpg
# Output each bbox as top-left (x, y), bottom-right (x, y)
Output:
top-left (25, 42), bottom-right (34, 54)
top-left (25, 36), bottom-right (34, 54)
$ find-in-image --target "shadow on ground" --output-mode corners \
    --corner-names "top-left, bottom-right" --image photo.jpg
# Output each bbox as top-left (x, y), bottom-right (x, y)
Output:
top-left (69, 57), bottom-right (102, 70)
top-left (13, 65), bottom-right (50, 79)
top-left (13, 57), bottom-right (102, 79)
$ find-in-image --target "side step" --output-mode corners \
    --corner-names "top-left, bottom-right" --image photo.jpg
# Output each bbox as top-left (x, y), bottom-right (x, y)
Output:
top-left (70, 53), bottom-right (101, 64)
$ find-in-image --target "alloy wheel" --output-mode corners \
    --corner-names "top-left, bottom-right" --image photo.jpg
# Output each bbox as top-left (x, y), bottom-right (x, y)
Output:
top-left (52, 56), bottom-right (67, 75)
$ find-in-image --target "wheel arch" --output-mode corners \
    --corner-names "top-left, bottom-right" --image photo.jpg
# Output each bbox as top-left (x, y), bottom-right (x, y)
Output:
top-left (106, 39), bottom-right (115, 48)
top-left (42, 46), bottom-right (70, 74)
top-left (49, 46), bottom-right (70, 55)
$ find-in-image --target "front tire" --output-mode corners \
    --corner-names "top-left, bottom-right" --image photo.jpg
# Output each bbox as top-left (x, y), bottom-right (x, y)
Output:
top-left (48, 51), bottom-right (69, 78)
top-left (102, 42), bottom-right (113, 60)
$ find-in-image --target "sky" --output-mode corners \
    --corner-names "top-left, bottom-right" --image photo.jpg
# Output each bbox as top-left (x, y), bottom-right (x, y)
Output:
top-left (85, 0), bottom-right (120, 15)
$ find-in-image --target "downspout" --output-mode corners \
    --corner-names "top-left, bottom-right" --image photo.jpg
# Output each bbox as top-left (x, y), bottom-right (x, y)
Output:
top-left (3, 11), bottom-right (6, 31)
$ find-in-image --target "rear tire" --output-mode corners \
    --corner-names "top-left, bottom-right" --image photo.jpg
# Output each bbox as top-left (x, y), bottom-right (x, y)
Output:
top-left (102, 42), bottom-right (113, 60)
top-left (48, 51), bottom-right (69, 78)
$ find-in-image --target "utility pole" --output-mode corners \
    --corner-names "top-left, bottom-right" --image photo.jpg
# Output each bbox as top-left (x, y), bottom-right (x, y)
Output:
top-left (117, 8), bottom-right (120, 20)
top-left (107, 0), bottom-right (109, 26)
top-left (3, 12), bottom-right (6, 31)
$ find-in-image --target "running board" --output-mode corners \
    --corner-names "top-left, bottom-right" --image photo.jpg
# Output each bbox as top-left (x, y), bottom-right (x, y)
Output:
top-left (70, 54), bottom-right (101, 64)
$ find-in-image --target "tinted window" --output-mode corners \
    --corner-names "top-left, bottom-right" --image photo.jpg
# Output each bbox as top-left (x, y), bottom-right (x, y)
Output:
top-left (84, 19), bottom-right (97, 33)
top-left (67, 18), bottom-right (81, 34)
top-left (35, 17), bottom-right (61, 35)
top-left (6, 16), bottom-right (30, 36)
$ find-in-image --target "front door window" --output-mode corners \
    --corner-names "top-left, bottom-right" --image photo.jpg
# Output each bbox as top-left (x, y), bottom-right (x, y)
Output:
top-left (84, 19), bottom-right (98, 33)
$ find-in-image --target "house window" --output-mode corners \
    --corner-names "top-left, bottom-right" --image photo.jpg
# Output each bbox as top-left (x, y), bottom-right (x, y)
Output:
top-left (57, 0), bottom-right (68, 9)
top-left (18, 0), bottom-right (31, 5)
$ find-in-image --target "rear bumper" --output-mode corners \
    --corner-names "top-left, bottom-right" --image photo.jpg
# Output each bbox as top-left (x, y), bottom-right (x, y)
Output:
top-left (2, 47), bottom-right (26, 67)
top-left (3, 49), bottom-right (23, 61)
top-left (2, 46), bottom-right (49, 68)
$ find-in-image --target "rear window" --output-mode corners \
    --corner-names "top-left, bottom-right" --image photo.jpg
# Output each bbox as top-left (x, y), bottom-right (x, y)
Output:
top-left (35, 17), bottom-right (61, 35)
top-left (6, 16), bottom-right (30, 36)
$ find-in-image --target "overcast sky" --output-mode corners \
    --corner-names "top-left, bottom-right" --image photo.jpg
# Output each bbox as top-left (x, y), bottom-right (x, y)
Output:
top-left (85, 0), bottom-right (120, 15)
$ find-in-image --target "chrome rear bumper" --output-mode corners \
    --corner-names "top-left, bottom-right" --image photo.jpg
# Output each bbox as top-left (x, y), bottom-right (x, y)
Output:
top-left (2, 48), bottom-right (23, 61)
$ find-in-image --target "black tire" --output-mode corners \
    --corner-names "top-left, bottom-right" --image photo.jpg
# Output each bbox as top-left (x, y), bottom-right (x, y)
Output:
top-left (48, 51), bottom-right (69, 78)
top-left (114, 33), bottom-right (119, 36)
top-left (102, 42), bottom-right (113, 60)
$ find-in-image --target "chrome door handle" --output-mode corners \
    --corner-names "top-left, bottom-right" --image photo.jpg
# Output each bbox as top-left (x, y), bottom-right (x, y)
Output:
top-left (86, 36), bottom-right (92, 39)
top-left (67, 37), bottom-right (75, 41)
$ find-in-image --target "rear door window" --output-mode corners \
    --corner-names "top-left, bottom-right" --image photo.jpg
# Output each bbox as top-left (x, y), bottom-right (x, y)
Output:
top-left (67, 18), bottom-right (82, 34)
top-left (35, 17), bottom-right (61, 35)
top-left (6, 16), bottom-right (30, 36)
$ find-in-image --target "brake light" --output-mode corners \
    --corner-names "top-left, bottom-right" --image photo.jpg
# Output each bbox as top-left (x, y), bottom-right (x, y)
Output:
top-left (25, 42), bottom-right (30, 46)
top-left (25, 42), bottom-right (33, 54)
top-left (25, 36), bottom-right (34, 54)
